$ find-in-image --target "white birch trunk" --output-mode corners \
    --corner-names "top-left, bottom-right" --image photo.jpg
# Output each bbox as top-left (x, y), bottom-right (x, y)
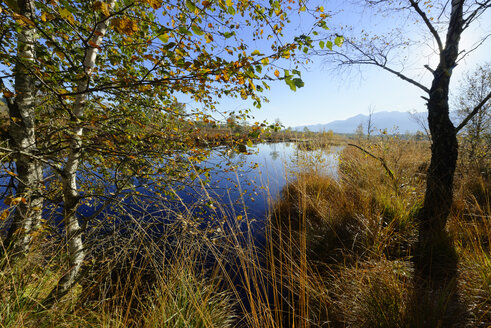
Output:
top-left (5, 0), bottom-right (43, 255)
top-left (57, 0), bottom-right (116, 293)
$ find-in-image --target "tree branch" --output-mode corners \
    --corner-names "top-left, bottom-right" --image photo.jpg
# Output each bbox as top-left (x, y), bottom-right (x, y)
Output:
top-left (408, 0), bottom-right (444, 54)
top-left (347, 143), bottom-right (395, 180)
top-left (456, 90), bottom-right (491, 132)
top-left (376, 63), bottom-right (430, 94)
top-left (0, 146), bottom-right (63, 173)
top-left (331, 40), bottom-right (431, 94)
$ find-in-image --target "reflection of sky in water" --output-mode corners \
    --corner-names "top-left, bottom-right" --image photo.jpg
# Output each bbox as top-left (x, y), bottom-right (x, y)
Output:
top-left (1, 143), bottom-right (342, 234)
top-left (191, 142), bottom-right (342, 220)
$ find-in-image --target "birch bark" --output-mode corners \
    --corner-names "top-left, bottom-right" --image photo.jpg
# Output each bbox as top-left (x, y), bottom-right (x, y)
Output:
top-left (4, 0), bottom-right (43, 256)
top-left (55, 0), bottom-right (116, 294)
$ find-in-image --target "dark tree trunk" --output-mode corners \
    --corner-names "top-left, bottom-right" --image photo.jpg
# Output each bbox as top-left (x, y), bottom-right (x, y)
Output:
top-left (415, 0), bottom-right (464, 282)
top-left (416, 70), bottom-right (459, 280)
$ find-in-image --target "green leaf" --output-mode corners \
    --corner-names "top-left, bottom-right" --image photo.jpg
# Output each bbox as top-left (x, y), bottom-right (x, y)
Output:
top-left (335, 35), bottom-right (344, 47)
top-left (228, 6), bottom-right (236, 15)
top-left (59, 7), bottom-right (75, 25)
top-left (186, 0), bottom-right (196, 12)
top-left (251, 50), bottom-right (261, 56)
top-left (292, 78), bottom-right (304, 88)
top-left (191, 24), bottom-right (204, 35)
top-left (319, 40), bottom-right (325, 49)
top-left (326, 41), bottom-right (333, 50)
top-left (158, 33), bottom-right (169, 43)
top-left (285, 78), bottom-right (296, 91)
top-left (178, 26), bottom-right (193, 36)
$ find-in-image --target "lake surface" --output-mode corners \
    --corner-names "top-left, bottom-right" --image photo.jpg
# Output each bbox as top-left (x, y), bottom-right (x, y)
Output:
top-left (186, 142), bottom-right (342, 222)
top-left (1, 142), bottom-right (342, 239)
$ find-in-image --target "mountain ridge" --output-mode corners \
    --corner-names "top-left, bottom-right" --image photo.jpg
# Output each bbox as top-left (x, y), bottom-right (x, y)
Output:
top-left (294, 111), bottom-right (428, 134)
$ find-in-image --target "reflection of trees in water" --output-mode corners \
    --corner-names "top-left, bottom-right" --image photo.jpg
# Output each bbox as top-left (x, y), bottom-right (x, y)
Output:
top-left (270, 151), bottom-right (280, 161)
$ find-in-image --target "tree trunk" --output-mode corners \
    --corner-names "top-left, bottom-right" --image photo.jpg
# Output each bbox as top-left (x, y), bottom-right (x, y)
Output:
top-left (416, 0), bottom-right (464, 281)
top-left (3, 0), bottom-right (43, 256)
top-left (49, 2), bottom-right (115, 298)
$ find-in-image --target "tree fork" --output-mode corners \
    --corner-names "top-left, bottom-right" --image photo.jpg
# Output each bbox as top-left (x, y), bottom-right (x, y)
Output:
top-left (46, 0), bottom-right (116, 300)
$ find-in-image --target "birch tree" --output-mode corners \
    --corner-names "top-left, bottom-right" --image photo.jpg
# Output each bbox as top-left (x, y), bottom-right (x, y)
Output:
top-left (1, 0), bottom-right (325, 299)
top-left (1, 0), bottom-right (44, 256)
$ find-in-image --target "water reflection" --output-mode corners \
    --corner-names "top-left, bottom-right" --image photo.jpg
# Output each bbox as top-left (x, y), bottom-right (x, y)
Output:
top-left (0, 142), bottom-right (342, 236)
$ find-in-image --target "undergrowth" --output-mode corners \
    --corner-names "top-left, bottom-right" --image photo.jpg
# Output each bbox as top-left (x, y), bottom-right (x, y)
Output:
top-left (1, 137), bottom-right (489, 327)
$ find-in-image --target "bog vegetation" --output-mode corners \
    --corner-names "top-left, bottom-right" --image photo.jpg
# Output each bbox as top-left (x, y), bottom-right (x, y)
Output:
top-left (1, 0), bottom-right (490, 327)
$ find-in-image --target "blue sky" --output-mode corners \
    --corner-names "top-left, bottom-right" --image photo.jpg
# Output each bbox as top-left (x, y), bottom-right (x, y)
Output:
top-left (207, 1), bottom-right (491, 128)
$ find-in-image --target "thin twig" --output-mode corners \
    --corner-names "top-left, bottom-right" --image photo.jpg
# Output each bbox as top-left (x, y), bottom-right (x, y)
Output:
top-left (347, 143), bottom-right (395, 180)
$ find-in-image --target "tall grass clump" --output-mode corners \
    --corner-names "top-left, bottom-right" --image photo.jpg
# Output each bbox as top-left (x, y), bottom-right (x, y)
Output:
top-left (267, 135), bottom-right (491, 327)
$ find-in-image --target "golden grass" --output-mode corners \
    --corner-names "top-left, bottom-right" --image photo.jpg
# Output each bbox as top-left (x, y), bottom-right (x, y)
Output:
top-left (1, 136), bottom-right (489, 327)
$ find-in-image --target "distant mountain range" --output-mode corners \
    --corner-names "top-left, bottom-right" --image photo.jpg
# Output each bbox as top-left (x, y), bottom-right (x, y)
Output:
top-left (294, 111), bottom-right (429, 134)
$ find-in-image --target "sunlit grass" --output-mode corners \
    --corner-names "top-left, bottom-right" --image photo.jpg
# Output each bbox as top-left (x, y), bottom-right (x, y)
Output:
top-left (1, 136), bottom-right (489, 327)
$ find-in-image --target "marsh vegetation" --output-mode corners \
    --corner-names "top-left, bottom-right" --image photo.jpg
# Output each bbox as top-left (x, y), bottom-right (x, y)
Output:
top-left (1, 134), bottom-right (489, 327)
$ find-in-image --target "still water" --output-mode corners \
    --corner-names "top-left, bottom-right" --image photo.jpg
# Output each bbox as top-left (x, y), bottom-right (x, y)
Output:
top-left (1, 142), bottom-right (342, 238)
top-left (110, 142), bottom-right (342, 232)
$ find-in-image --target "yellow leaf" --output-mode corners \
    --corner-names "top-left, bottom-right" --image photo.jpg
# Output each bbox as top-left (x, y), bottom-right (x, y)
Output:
top-left (248, 79), bottom-right (256, 91)
top-left (274, 69), bottom-right (280, 78)
top-left (0, 210), bottom-right (9, 221)
top-left (13, 13), bottom-right (35, 26)
top-left (205, 33), bottom-right (214, 43)
top-left (55, 50), bottom-right (65, 60)
top-left (41, 12), bottom-right (47, 22)
top-left (146, 0), bottom-right (162, 9)
top-left (3, 90), bottom-right (14, 98)
top-left (4, 196), bottom-right (25, 206)
top-left (112, 17), bottom-right (138, 35)
top-left (59, 8), bottom-right (75, 25)
top-left (237, 215), bottom-right (243, 221)
top-left (93, 1), bottom-right (110, 16)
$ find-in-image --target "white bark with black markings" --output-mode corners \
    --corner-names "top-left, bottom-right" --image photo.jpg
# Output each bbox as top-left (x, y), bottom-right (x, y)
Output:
top-left (4, 0), bottom-right (43, 255)
top-left (56, 0), bottom-right (116, 294)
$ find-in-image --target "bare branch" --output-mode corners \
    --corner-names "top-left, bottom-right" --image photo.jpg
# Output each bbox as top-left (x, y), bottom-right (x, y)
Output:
top-left (376, 63), bottom-right (430, 93)
top-left (332, 39), bottom-right (431, 93)
top-left (456, 90), bottom-right (491, 132)
top-left (0, 146), bottom-right (63, 173)
top-left (408, 0), bottom-right (444, 54)
top-left (348, 143), bottom-right (395, 180)
top-left (424, 64), bottom-right (434, 73)
top-left (456, 33), bottom-right (491, 64)
top-left (462, 0), bottom-right (491, 31)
